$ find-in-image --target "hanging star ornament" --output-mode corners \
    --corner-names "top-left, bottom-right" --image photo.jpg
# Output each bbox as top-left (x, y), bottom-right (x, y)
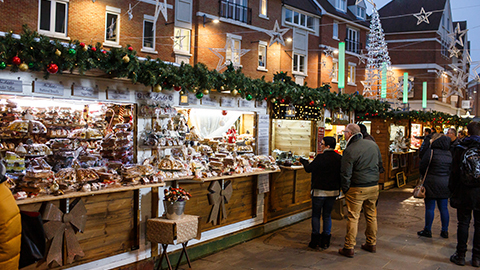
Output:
top-left (448, 22), bottom-right (468, 48)
top-left (153, 0), bottom-right (168, 31)
top-left (127, 3), bottom-right (133, 20)
top-left (320, 58), bottom-right (327, 68)
top-left (265, 20), bottom-right (290, 47)
top-left (209, 39), bottom-right (250, 71)
top-left (448, 45), bottom-right (461, 58)
top-left (357, 51), bottom-right (367, 65)
top-left (413, 7), bottom-right (433, 25)
top-left (323, 47), bottom-right (335, 58)
top-left (171, 29), bottom-right (186, 49)
top-left (445, 70), bottom-right (467, 98)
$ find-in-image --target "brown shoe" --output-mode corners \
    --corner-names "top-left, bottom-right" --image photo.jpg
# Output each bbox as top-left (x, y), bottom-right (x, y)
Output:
top-left (338, 248), bottom-right (354, 258)
top-left (361, 244), bottom-right (376, 253)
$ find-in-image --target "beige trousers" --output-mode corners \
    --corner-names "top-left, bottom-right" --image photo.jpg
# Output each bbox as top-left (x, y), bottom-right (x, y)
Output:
top-left (344, 185), bottom-right (379, 249)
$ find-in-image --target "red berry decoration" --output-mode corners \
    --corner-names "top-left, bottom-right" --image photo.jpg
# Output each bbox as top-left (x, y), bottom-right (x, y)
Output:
top-left (128, 46), bottom-right (133, 51)
top-left (309, 101), bottom-right (315, 106)
top-left (47, 63), bottom-right (59, 74)
top-left (174, 86), bottom-right (182, 91)
top-left (80, 42), bottom-right (85, 48)
top-left (12, 56), bottom-right (21, 65)
top-left (91, 47), bottom-right (97, 52)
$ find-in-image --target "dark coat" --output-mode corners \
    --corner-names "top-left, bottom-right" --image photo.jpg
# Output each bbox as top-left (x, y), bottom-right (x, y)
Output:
top-left (420, 136), bottom-right (452, 199)
top-left (450, 138), bottom-right (460, 156)
top-left (449, 135), bottom-right (480, 210)
top-left (300, 149), bottom-right (342, 191)
top-left (419, 133), bottom-right (433, 160)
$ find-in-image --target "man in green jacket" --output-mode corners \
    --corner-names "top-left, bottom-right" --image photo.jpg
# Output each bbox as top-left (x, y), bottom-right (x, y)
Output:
top-left (338, 123), bottom-right (383, 258)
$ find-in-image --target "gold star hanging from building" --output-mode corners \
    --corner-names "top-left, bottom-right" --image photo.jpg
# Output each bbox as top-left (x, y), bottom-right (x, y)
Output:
top-left (265, 20), bottom-right (290, 47)
top-left (413, 7), bottom-right (433, 25)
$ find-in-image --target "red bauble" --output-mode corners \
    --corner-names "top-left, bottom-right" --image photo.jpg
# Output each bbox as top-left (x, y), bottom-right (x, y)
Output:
top-left (80, 42), bottom-right (85, 48)
top-left (12, 56), bottom-right (21, 65)
top-left (47, 63), bottom-right (59, 74)
top-left (91, 47), bottom-right (97, 52)
top-left (264, 97), bottom-right (267, 101)
top-left (309, 101), bottom-right (315, 106)
top-left (222, 110), bottom-right (228, 116)
top-left (280, 99), bottom-right (285, 103)
top-left (102, 50), bottom-right (107, 54)
top-left (174, 86), bottom-right (182, 91)
top-left (128, 46), bottom-right (133, 51)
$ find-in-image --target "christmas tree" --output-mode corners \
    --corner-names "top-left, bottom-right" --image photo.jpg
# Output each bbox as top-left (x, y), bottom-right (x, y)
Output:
top-left (362, 7), bottom-right (399, 102)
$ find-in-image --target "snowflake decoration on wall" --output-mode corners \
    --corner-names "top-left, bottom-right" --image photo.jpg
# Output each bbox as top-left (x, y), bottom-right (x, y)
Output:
top-left (413, 7), bottom-right (433, 25)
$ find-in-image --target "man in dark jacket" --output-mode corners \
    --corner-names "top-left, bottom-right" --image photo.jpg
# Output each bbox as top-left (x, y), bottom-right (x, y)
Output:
top-left (447, 128), bottom-right (460, 155)
top-left (419, 128), bottom-right (433, 159)
top-left (300, 136), bottom-right (341, 250)
top-left (449, 121), bottom-right (480, 266)
top-left (358, 123), bottom-right (375, 141)
top-left (338, 124), bottom-right (383, 258)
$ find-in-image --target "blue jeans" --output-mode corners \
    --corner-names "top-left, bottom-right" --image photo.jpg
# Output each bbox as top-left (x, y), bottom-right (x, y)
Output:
top-left (311, 196), bottom-right (336, 235)
top-left (424, 198), bottom-right (449, 232)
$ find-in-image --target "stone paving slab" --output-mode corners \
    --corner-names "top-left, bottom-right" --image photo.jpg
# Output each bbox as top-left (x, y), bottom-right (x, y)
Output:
top-left (189, 187), bottom-right (474, 269)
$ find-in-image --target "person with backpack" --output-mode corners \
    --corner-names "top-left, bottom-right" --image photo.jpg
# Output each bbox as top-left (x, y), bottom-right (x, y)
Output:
top-left (449, 121), bottom-right (480, 267)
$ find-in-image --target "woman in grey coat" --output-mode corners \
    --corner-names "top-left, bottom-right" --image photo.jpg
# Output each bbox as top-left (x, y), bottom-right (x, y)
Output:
top-left (417, 134), bottom-right (452, 238)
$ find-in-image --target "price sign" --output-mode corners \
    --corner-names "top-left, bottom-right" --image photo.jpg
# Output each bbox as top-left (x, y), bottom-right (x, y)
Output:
top-left (33, 81), bottom-right (64, 96)
top-left (0, 79), bottom-right (23, 93)
top-left (257, 114), bottom-right (270, 155)
top-left (72, 85), bottom-right (99, 99)
top-left (107, 89), bottom-right (130, 101)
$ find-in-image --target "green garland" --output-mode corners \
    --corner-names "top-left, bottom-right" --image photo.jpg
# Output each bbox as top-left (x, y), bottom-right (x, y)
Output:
top-left (0, 26), bottom-right (473, 126)
top-left (356, 110), bottom-right (473, 127)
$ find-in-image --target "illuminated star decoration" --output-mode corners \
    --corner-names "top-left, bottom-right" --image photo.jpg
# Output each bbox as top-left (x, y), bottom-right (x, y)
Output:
top-left (397, 74), bottom-right (414, 98)
top-left (153, 0), bottom-right (168, 31)
top-left (444, 70), bottom-right (468, 98)
top-left (357, 0), bottom-right (375, 7)
top-left (171, 29), bottom-right (186, 49)
top-left (265, 20), bottom-right (290, 47)
top-left (357, 51), bottom-right (367, 65)
top-left (209, 39), bottom-right (250, 71)
top-left (328, 68), bottom-right (336, 80)
top-left (448, 22), bottom-right (468, 48)
top-left (107, 18), bottom-right (116, 39)
top-left (320, 58), bottom-right (327, 68)
top-left (448, 46), bottom-right (461, 58)
top-left (471, 62), bottom-right (480, 82)
top-left (413, 7), bottom-right (433, 25)
top-left (323, 47), bottom-right (335, 58)
top-left (127, 3), bottom-right (133, 20)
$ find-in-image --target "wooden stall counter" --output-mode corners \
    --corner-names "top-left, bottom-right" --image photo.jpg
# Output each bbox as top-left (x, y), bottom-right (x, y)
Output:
top-left (173, 168), bottom-right (281, 183)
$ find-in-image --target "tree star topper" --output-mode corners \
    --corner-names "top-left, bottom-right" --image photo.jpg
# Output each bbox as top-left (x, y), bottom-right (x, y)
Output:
top-left (265, 20), bottom-right (290, 47)
top-left (413, 7), bottom-right (433, 25)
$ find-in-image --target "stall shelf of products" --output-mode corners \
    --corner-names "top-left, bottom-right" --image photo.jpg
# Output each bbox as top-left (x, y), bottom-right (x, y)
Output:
top-left (178, 168), bottom-right (281, 183)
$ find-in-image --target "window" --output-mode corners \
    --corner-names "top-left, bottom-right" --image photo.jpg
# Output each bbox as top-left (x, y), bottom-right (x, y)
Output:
top-left (346, 27), bottom-right (360, 53)
top-left (38, 0), bottom-right (68, 38)
top-left (226, 35), bottom-right (242, 66)
top-left (259, 0), bottom-right (267, 18)
top-left (258, 41), bottom-right (267, 70)
top-left (143, 17), bottom-right (155, 50)
top-left (284, 8), bottom-right (315, 31)
top-left (220, 0), bottom-right (250, 24)
top-left (105, 6), bottom-right (121, 46)
top-left (173, 28), bottom-right (191, 54)
top-left (336, 0), bottom-right (346, 12)
top-left (332, 59), bottom-right (338, 82)
top-left (348, 63), bottom-right (356, 84)
top-left (357, 6), bottom-right (365, 19)
top-left (333, 21), bottom-right (339, 39)
top-left (293, 53), bottom-right (306, 74)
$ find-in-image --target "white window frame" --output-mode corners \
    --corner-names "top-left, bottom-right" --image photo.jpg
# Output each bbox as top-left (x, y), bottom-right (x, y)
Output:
top-left (173, 27), bottom-right (191, 55)
top-left (257, 41), bottom-right (267, 71)
top-left (332, 58), bottom-right (338, 83)
top-left (357, 6), bottom-right (365, 19)
top-left (284, 8), bottom-right (315, 31)
top-left (104, 6), bottom-right (121, 48)
top-left (346, 27), bottom-right (360, 53)
top-left (347, 62), bottom-right (356, 85)
top-left (336, 0), bottom-right (346, 12)
top-left (226, 33), bottom-right (243, 67)
top-left (38, 0), bottom-right (69, 40)
top-left (292, 53), bottom-right (306, 75)
top-left (141, 15), bottom-right (157, 54)
top-left (259, 0), bottom-right (268, 19)
top-left (333, 21), bottom-right (339, 40)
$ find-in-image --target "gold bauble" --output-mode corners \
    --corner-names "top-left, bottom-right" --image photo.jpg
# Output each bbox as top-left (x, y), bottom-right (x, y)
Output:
top-left (18, 63), bottom-right (28, 71)
top-left (191, 88), bottom-right (197, 93)
top-left (231, 89), bottom-right (238, 96)
top-left (122, 55), bottom-right (130, 63)
top-left (180, 91), bottom-right (185, 95)
top-left (271, 98), bottom-right (276, 103)
top-left (203, 89), bottom-right (210, 95)
top-left (55, 49), bottom-right (61, 56)
top-left (82, 46), bottom-right (88, 52)
top-left (220, 86), bottom-right (225, 91)
top-left (153, 85), bottom-right (162, 92)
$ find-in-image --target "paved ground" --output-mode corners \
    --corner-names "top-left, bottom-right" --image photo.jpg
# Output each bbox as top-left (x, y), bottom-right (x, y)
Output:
top-left (189, 184), bottom-right (477, 269)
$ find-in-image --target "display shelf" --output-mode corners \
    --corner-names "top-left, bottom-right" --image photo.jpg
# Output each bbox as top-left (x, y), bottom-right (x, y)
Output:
top-left (175, 168), bottom-right (280, 183)
top-left (138, 145), bottom-right (185, 150)
top-left (279, 165), bottom-right (304, 170)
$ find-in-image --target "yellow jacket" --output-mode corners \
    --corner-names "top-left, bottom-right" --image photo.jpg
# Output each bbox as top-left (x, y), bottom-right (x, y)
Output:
top-left (0, 182), bottom-right (21, 270)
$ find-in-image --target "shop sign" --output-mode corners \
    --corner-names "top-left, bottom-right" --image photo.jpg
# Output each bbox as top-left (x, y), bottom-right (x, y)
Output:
top-left (317, 127), bottom-right (325, 154)
top-left (72, 85), bottom-right (99, 99)
top-left (33, 81), bottom-right (64, 96)
top-left (135, 92), bottom-right (175, 106)
top-left (462, 100), bottom-right (472, 109)
top-left (257, 114), bottom-right (270, 155)
top-left (220, 96), bottom-right (236, 107)
top-left (0, 79), bottom-right (23, 93)
top-left (256, 100), bottom-right (267, 109)
top-left (187, 92), bottom-right (200, 105)
top-left (106, 89), bottom-right (130, 101)
top-left (201, 95), bottom-right (218, 106)
top-left (257, 174), bottom-right (270, 194)
top-left (239, 99), bottom-right (254, 108)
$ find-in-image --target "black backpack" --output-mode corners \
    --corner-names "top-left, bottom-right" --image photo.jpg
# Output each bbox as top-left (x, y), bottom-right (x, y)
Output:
top-left (461, 146), bottom-right (480, 186)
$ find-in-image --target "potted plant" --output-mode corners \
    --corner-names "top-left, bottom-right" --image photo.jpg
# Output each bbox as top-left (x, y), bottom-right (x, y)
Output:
top-left (163, 187), bottom-right (191, 220)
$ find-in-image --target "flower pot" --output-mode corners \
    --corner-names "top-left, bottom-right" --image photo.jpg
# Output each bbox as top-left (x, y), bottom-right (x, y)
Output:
top-left (164, 200), bottom-right (186, 220)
